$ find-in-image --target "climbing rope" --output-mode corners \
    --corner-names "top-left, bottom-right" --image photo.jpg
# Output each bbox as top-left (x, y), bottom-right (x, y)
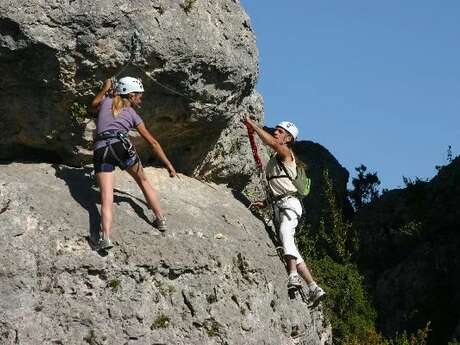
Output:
top-left (112, 30), bottom-right (143, 80)
top-left (244, 119), bottom-right (273, 208)
top-left (243, 121), bottom-right (263, 171)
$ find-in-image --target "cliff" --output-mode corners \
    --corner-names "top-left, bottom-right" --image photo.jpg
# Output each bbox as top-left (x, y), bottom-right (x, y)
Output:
top-left (0, 2), bottom-right (357, 343)
top-left (0, 0), bottom-right (263, 185)
top-left (0, 162), bottom-right (331, 345)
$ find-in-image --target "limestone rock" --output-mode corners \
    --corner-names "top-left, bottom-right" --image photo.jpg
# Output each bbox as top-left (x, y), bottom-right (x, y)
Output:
top-left (0, 163), bottom-right (331, 345)
top-left (192, 92), bottom-right (269, 192)
top-left (0, 0), bottom-right (261, 178)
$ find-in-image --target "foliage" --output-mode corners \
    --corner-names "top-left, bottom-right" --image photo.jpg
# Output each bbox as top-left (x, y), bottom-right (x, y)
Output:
top-left (83, 329), bottom-right (99, 345)
top-left (158, 281), bottom-right (176, 296)
top-left (389, 322), bottom-right (430, 345)
top-left (402, 176), bottom-right (428, 188)
top-left (107, 279), bottom-right (121, 292)
top-left (151, 314), bottom-right (170, 329)
top-left (284, 155), bottom-right (459, 344)
top-left (401, 176), bottom-right (429, 226)
top-left (180, 0), bottom-right (197, 13)
top-left (349, 164), bottom-right (381, 210)
top-left (298, 169), bottom-right (357, 263)
top-left (341, 323), bottom-right (430, 345)
top-left (311, 256), bottom-right (376, 343)
top-left (295, 164), bottom-right (436, 345)
top-left (435, 145), bottom-right (453, 171)
top-left (70, 102), bottom-right (90, 126)
top-left (205, 319), bottom-right (221, 337)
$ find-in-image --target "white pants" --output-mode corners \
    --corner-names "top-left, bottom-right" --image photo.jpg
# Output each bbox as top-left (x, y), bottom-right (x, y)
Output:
top-left (273, 196), bottom-right (304, 264)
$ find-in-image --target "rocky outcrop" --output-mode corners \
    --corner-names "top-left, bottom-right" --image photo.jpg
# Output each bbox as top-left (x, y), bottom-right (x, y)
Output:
top-left (0, 162), bottom-right (331, 345)
top-left (0, 0), bottom-right (261, 180)
top-left (193, 93), bottom-right (267, 192)
top-left (353, 157), bottom-right (460, 344)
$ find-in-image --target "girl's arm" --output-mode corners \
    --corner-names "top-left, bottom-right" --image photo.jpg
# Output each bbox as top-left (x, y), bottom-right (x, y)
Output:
top-left (136, 123), bottom-right (177, 177)
top-left (90, 79), bottom-right (113, 112)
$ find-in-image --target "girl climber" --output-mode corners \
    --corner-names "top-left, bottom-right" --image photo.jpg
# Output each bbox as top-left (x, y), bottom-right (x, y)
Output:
top-left (244, 116), bottom-right (325, 306)
top-left (91, 76), bottom-right (176, 250)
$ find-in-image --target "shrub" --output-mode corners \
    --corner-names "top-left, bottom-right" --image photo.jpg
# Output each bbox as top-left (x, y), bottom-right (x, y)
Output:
top-left (298, 169), bottom-right (357, 263)
top-left (151, 314), bottom-right (170, 329)
top-left (311, 256), bottom-right (376, 343)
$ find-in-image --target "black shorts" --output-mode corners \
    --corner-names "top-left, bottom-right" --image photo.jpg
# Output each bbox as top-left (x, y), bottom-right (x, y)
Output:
top-left (93, 141), bottom-right (139, 173)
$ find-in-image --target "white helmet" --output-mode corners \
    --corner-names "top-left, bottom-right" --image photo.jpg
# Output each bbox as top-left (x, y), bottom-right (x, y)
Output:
top-left (116, 77), bottom-right (144, 95)
top-left (277, 121), bottom-right (299, 140)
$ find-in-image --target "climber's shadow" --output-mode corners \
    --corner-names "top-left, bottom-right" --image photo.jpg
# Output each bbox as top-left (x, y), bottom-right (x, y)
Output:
top-left (53, 164), bottom-right (101, 244)
top-left (112, 188), bottom-right (151, 225)
top-left (53, 165), bottom-right (152, 252)
top-left (230, 187), bottom-right (285, 266)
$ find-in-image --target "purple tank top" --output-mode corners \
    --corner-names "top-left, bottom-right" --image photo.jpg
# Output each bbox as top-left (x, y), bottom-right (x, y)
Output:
top-left (94, 97), bottom-right (143, 150)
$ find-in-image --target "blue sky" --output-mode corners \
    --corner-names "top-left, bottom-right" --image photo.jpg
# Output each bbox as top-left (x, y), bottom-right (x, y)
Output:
top-left (240, 1), bottom-right (460, 189)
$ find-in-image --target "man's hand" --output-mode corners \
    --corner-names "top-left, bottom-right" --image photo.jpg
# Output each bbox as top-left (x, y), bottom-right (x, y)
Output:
top-left (250, 200), bottom-right (266, 209)
top-left (243, 115), bottom-right (257, 125)
top-left (242, 115), bottom-right (257, 134)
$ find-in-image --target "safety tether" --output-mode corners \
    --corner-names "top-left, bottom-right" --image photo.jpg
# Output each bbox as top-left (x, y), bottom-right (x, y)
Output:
top-left (112, 30), bottom-right (143, 81)
top-left (243, 121), bottom-right (263, 171)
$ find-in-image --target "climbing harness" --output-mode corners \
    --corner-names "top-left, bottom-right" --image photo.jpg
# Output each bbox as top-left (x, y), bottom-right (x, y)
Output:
top-left (95, 130), bottom-right (138, 169)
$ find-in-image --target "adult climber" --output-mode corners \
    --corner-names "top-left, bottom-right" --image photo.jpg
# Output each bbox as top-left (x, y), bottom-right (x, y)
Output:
top-left (244, 116), bottom-right (325, 305)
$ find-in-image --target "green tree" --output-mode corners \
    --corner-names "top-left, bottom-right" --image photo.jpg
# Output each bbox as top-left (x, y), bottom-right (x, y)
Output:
top-left (297, 169), bottom-right (357, 263)
top-left (349, 164), bottom-right (381, 210)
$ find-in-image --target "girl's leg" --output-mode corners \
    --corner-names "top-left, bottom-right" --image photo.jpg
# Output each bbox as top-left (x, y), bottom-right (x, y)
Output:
top-left (96, 171), bottom-right (114, 238)
top-left (126, 162), bottom-right (163, 218)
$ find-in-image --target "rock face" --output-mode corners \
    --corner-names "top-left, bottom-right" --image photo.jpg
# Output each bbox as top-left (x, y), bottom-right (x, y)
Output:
top-left (193, 92), bottom-right (267, 191)
top-left (0, 163), bottom-right (331, 345)
top-left (0, 0), bottom-right (261, 180)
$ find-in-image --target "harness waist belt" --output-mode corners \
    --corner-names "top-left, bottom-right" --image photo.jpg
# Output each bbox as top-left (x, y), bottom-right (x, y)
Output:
top-left (271, 192), bottom-right (298, 203)
top-left (95, 130), bottom-right (125, 141)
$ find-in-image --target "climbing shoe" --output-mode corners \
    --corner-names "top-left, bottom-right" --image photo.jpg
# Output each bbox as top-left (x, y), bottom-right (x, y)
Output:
top-left (308, 285), bottom-right (326, 307)
top-left (287, 274), bottom-right (302, 289)
top-left (153, 217), bottom-right (167, 232)
top-left (98, 237), bottom-right (113, 250)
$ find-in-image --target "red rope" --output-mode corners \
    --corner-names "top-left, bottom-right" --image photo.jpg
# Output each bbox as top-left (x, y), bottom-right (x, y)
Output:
top-left (244, 121), bottom-right (263, 171)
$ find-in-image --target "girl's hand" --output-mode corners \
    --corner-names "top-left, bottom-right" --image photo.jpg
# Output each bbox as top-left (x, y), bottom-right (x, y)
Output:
top-left (102, 79), bottom-right (113, 93)
top-left (90, 79), bottom-right (113, 110)
top-left (167, 165), bottom-right (177, 178)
